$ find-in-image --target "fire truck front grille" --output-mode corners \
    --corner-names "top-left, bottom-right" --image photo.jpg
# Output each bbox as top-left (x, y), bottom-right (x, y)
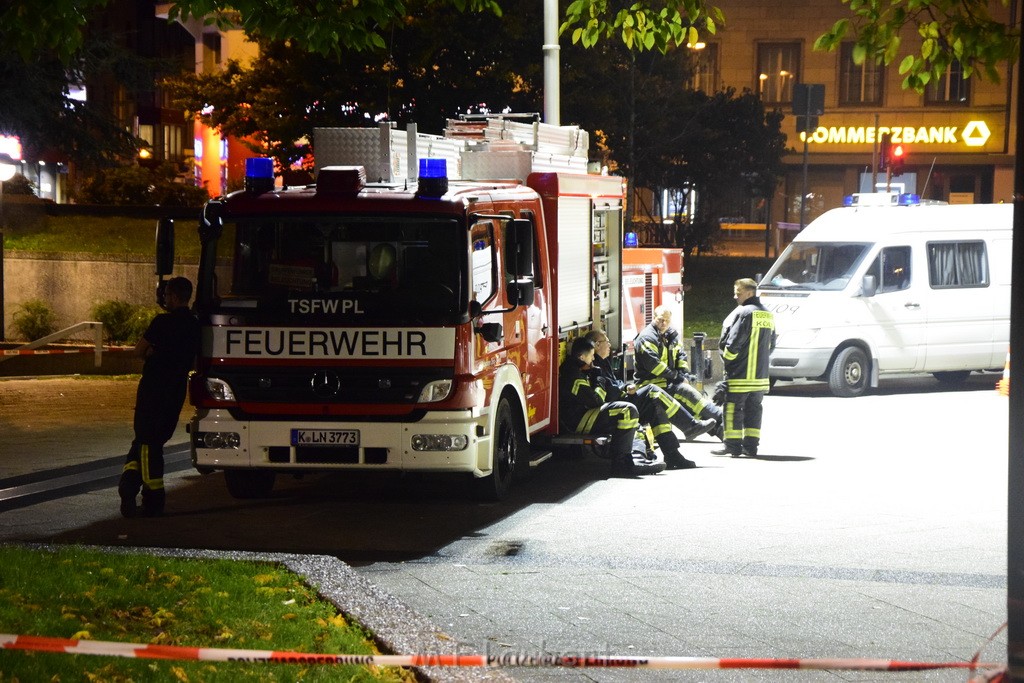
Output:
top-left (213, 367), bottom-right (454, 404)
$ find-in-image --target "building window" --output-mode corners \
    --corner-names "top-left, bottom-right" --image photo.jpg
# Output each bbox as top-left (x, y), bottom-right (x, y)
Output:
top-left (839, 42), bottom-right (883, 105)
top-left (925, 60), bottom-right (970, 105)
top-left (202, 32), bottom-right (222, 72)
top-left (686, 43), bottom-right (719, 93)
top-left (163, 124), bottom-right (184, 161)
top-left (757, 42), bottom-right (800, 104)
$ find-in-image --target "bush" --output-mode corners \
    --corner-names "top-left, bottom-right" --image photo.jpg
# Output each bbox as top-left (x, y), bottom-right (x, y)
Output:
top-left (73, 162), bottom-right (209, 208)
top-left (10, 299), bottom-right (58, 341)
top-left (1, 173), bottom-right (36, 195)
top-left (90, 300), bottom-right (160, 344)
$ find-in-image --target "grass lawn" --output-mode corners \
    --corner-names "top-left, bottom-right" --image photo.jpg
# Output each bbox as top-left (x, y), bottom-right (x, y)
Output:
top-left (681, 255), bottom-right (776, 339)
top-left (4, 214), bottom-right (204, 259)
top-left (0, 545), bottom-right (412, 682)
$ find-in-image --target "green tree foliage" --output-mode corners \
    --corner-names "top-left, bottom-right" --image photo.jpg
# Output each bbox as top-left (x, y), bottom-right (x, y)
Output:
top-left (563, 37), bottom-right (786, 256)
top-left (162, 5), bottom-right (543, 167)
top-left (814, 0), bottom-right (1019, 91)
top-left (74, 163), bottom-right (210, 207)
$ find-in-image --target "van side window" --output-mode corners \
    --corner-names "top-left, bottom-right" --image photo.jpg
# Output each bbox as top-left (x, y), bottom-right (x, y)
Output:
top-left (867, 246), bottom-right (911, 293)
top-left (927, 241), bottom-right (989, 288)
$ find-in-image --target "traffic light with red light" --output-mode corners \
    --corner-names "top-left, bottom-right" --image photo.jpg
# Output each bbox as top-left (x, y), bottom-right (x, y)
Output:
top-left (889, 143), bottom-right (906, 175)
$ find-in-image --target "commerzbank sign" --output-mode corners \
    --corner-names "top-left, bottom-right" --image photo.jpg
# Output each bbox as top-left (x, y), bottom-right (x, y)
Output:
top-left (796, 118), bottom-right (1001, 152)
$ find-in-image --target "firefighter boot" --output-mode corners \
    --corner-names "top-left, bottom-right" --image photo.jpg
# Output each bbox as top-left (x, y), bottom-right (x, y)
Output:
top-left (681, 417), bottom-right (718, 441)
top-left (141, 486), bottom-right (165, 517)
top-left (657, 433), bottom-right (697, 470)
top-left (118, 467), bottom-right (142, 518)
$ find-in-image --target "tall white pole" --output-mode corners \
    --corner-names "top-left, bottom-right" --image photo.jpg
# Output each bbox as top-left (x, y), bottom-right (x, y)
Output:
top-left (543, 0), bottom-right (560, 125)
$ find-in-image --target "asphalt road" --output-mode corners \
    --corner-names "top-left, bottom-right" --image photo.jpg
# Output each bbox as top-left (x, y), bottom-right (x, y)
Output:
top-left (0, 373), bottom-right (1009, 681)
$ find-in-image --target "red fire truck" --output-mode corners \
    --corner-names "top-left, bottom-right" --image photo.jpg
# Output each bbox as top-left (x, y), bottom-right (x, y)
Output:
top-left (157, 119), bottom-right (624, 500)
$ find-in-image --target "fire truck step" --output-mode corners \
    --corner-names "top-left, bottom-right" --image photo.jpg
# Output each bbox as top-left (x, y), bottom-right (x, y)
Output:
top-left (528, 450), bottom-right (555, 468)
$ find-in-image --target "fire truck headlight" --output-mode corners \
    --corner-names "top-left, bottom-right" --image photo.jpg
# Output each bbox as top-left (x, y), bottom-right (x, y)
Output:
top-left (199, 431), bottom-right (241, 449)
top-left (411, 434), bottom-right (469, 451)
top-left (205, 377), bottom-right (237, 402)
top-left (417, 379), bottom-right (453, 403)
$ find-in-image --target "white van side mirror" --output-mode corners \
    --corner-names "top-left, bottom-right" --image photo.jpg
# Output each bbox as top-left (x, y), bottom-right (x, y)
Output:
top-left (861, 274), bottom-right (878, 298)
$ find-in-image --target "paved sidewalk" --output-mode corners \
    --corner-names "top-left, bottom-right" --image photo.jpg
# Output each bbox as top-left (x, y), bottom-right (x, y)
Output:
top-left (0, 374), bottom-right (1010, 682)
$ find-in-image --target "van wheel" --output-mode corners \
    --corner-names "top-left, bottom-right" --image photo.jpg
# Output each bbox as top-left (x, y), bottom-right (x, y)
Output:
top-left (828, 347), bottom-right (869, 397)
top-left (933, 370), bottom-right (971, 386)
top-left (224, 469), bottom-right (276, 499)
top-left (474, 398), bottom-right (522, 501)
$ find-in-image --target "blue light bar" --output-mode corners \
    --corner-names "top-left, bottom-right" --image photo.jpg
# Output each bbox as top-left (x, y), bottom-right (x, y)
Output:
top-left (624, 231), bottom-right (639, 248)
top-left (244, 157), bottom-right (275, 194)
top-left (843, 192), bottom-right (922, 207)
top-left (245, 157), bottom-right (274, 179)
top-left (416, 158), bottom-right (449, 198)
top-left (419, 158), bottom-right (447, 179)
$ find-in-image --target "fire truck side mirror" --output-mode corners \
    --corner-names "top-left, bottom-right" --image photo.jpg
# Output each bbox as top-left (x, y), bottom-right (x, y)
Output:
top-left (504, 218), bottom-right (535, 307)
top-left (507, 278), bottom-right (535, 307)
top-left (506, 219), bottom-right (534, 278)
top-left (155, 218), bottom-right (175, 276)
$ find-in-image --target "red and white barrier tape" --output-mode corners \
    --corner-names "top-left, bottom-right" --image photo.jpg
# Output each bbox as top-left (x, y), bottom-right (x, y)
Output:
top-left (1, 347), bottom-right (131, 356)
top-left (0, 633), bottom-right (1001, 672)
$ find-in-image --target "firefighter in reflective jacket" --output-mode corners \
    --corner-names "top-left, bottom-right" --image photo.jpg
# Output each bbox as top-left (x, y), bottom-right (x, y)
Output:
top-left (633, 305), bottom-right (724, 433)
top-left (559, 337), bottom-right (662, 476)
top-left (713, 278), bottom-right (776, 457)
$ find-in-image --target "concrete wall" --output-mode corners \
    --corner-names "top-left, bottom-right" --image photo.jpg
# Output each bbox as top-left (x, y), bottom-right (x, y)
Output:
top-left (3, 252), bottom-right (199, 340)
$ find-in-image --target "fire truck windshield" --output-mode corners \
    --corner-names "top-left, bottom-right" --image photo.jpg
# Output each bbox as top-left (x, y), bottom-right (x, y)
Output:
top-left (211, 217), bottom-right (466, 324)
top-left (761, 242), bottom-right (870, 291)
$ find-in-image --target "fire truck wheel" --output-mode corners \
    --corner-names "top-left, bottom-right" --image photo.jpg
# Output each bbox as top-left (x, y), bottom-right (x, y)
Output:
top-left (475, 397), bottom-right (523, 501)
top-left (224, 469), bottom-right (276, 499)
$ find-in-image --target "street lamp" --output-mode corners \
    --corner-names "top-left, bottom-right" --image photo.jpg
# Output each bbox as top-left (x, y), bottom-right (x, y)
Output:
top-left (0, 152), bottom-right (17, 341)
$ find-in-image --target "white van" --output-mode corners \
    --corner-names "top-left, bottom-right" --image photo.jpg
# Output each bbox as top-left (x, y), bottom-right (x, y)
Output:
top-left (759, 196), bottom-right (1012, 397)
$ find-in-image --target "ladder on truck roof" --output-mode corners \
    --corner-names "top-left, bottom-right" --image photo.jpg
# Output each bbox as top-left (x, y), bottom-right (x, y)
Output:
top-left (313, 115), bottom-right (591, 184)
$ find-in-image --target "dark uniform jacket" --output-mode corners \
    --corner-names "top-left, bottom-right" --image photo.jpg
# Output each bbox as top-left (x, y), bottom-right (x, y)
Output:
top-left (134, 306), bottom-right (201, 443)
top-left (558, 356), bottom-right (605, 432)
top-left (720, 296), bottom-right (776, 393)
top-left (633, 322), bottom-right (689, 386)
top-left (589, 354), bottom-right (628, 402)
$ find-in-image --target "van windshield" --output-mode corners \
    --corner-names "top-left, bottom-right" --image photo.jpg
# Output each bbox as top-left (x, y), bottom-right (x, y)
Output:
top-left (761, 242), bottom-right (871, 291)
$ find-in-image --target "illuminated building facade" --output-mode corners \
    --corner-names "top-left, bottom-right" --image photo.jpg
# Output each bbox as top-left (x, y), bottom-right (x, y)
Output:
top-left (706, 0), bottom-right (1016, 222)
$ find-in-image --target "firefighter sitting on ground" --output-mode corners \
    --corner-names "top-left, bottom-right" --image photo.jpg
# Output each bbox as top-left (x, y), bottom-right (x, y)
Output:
top-left (633, 305), bottom-right (724, 438)
top-left (585, 329), bottom-right (711, 469)
top-left (558, 338), bottom-right (666, 477)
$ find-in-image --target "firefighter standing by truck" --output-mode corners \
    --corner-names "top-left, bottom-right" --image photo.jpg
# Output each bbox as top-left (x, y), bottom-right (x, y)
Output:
top-left (118, 276), bottom-right (201, 517)
top-left (633, 305), bottom-right (724, 437)
top-left (712, 278), bottom-right (776, 457)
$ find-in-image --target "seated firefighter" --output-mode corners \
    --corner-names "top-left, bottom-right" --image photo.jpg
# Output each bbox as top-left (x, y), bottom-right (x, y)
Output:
top-left (634, 305), bottom-right (724, 438)
top-left (584, 330), bottom-right (702, 470)
top-left (559, 338), bottom-right (665, 477)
